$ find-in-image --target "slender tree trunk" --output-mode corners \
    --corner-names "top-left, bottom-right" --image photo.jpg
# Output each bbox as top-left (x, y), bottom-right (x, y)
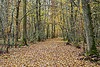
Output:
top-left (15, 0), bottom-right (21, 47)
top-left (38, 0), bottom-right (41, 41)
top-left (6, 31), bottom-right (10, 53)
top-left (46, 0), bottom-right (50, 38)
top-left (51, 23), bottom-right (54, 38)
top-left (46, 24), bottom-right (49, 38)
top-left (36, 0), bottom-right (39, 41)
top-left (11, 0), bottom-right (15, 47)
top-left (70, 1), bottom-right (75, 42)
top-left (23, 0), bottom-right (28, 46)
top-left (0, 18), bottom-right (6, 50)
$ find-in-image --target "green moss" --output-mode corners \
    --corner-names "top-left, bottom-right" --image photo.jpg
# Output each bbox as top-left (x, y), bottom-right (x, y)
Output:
top-left (90, 44), bottom-right (99, 56)
top-left (85, 46), bottom-right (99, 57)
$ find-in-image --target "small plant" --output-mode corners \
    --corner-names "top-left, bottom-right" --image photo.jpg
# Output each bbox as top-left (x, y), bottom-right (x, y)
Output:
top-left (85, 51), bottom-right (90, 57)
top-left (18, 44), bottom-right (23, 48)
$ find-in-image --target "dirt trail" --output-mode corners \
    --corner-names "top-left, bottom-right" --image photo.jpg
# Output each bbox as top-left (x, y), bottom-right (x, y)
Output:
top-left (0, 38), bottom-right (99, 67)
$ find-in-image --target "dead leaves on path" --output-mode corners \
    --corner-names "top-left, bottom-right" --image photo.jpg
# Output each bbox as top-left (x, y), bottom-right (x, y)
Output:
top-left (0, 38), bottom-right (100, 67)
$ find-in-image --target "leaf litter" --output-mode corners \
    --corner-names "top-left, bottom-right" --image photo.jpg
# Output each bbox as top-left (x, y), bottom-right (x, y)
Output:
top-left (0, 38), bottom-right (99, 67)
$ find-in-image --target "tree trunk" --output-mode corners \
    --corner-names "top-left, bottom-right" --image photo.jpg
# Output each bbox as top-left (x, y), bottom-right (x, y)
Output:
top-left (11, 0), bottom-right (15, 47)
top-left (82, 0), bottom-right (98, 55)
top-left (70, 1), bottom-right (75, 42)
top-left (23, 0), bottom-right (28, 46)
top-left (38, 0), bottom-right (41, 41)
top-left (15, 0), bottom-right (21, 47)
top-left (36, 0), bottom-right (39, 41)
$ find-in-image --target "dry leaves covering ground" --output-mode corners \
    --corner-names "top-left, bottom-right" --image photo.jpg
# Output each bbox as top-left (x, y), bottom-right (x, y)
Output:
top-left (0, 38), bottom-right (99, 67)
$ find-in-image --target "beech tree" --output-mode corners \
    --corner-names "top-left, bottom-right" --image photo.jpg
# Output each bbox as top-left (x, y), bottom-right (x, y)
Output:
top-left (15, 0), bottom-right (21, 47)
top-left (82, 0), bottom-right (98, 55)
top-left (23, 0), bottom-right (28, 46)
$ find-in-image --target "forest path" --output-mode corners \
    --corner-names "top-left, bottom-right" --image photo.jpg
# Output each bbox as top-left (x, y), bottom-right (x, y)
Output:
top-left (0, 38), bottom-right (99, 67)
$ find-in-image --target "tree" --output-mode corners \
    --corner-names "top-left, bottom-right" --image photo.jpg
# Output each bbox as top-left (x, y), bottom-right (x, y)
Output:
top-left (15, 0), bottom-right (21, 47)
top-left (82, 0), bottom-right (98, 56)
top-left (23, 0), bottom-right (28, 46)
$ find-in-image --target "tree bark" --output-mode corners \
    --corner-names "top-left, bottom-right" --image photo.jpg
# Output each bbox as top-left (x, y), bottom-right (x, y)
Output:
top-left (15, 0), bottom-right (21, 47)
top-left (23, 0), bottom-right (28, 46)
top-left (82, 0), bottom-right (98, 55)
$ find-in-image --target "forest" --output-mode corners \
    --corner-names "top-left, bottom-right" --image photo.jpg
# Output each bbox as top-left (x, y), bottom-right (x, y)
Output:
top-left (0, 0), bottom-right (100, 67)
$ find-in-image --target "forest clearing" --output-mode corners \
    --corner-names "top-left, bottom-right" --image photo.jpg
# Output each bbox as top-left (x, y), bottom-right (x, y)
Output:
top-left (0, 0), bottom-right (100, 67)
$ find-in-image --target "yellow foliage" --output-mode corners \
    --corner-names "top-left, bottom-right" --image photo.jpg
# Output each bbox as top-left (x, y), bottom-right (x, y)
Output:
top-left (68, 3), bottom-right (71, 6)
top-left (74, 7), bottom-right (78, 11)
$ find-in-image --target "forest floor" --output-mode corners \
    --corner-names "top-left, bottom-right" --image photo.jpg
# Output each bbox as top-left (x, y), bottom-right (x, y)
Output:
top-left (0, 38), bottom-right (100, 67)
